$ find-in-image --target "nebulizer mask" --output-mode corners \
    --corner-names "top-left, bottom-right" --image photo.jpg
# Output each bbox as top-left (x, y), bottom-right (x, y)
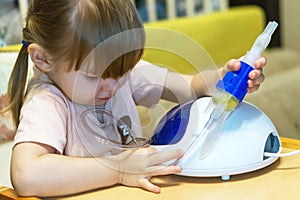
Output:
top-left (78, 107), bottom-right (149, 150)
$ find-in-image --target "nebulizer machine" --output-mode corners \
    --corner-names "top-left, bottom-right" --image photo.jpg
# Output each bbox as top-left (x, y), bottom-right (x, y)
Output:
top-left (150, 21), bottom-right (282, 180)
top-left (79, 21), bottom-right (300, 180)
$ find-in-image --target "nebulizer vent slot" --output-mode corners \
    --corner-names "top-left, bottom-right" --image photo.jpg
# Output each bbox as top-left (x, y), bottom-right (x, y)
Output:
top-left (263, 133), bottom-right (280, 160)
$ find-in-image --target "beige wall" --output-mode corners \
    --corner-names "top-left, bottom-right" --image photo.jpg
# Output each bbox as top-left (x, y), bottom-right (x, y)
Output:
top-left (280, 0), bottom-right (300, 54)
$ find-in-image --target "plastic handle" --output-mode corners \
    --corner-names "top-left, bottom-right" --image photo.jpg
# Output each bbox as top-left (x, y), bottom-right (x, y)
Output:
top-left (216, 61), bottom-right (253, 102)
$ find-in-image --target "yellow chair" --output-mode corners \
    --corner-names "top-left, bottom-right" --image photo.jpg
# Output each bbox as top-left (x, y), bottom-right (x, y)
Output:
top-left (0, 186), bottom-right (40, 199)
top-left (0, 44), bottom-right (22, 52)
top-left (142, 5), bottom-right (265, 74)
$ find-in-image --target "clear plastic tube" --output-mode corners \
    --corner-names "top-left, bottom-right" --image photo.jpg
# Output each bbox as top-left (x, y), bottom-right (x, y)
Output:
top-left (243, 21), bottom-right (278, 66)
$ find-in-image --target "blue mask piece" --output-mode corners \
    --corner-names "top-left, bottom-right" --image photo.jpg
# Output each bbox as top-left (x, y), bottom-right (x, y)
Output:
top-left (150, 101), bottom-right (194, 145)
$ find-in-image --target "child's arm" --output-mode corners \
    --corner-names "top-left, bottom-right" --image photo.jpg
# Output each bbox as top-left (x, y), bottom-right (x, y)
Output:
top-left (11, 142), bottom-right (183, 197)
top-left (162, 57), bottom-right (266, 102)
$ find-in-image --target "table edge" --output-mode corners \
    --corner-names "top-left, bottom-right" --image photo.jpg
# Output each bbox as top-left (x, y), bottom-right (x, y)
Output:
top-left (1, 137), bottom-right (300, 200)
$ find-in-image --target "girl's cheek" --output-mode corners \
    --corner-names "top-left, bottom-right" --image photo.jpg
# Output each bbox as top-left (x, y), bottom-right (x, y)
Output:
top-left (71, 82), bottom-right (98, 105)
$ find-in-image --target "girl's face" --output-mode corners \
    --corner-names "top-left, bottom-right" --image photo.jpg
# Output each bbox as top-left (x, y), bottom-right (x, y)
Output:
top-left (50, 65), bottom-right (126, 106)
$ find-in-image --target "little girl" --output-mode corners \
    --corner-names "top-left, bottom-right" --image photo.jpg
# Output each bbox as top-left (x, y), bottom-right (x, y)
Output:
top-left (3, 0), bottom-right (266, 197)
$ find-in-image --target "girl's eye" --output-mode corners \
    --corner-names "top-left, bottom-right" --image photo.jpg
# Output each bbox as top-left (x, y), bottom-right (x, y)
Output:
top-left (84, 75), bottom-right (100, 81)
top-left (78, 69), bottom-right (100, 81)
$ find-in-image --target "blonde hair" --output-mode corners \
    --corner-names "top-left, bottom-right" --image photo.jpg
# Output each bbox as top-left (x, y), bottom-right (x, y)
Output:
top-left (3, 0), bottom-right (145, 128)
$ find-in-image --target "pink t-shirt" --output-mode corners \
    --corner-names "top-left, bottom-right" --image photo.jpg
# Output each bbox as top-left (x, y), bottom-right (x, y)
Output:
top-left (13, 60), bottom-right (168, 157)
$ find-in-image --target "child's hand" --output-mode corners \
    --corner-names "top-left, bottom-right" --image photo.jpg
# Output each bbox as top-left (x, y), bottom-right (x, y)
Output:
top-left (222, 56), bottom-right (267, 93)
top-left (106, 147), bottom-right (183, 193)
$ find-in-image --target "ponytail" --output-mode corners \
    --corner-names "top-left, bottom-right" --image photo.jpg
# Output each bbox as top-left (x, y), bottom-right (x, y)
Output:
top-left (5, 45), bottom-right (29, 128)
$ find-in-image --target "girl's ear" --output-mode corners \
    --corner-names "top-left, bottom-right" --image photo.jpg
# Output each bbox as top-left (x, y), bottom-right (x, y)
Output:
top-left (28, 43), bottom-right (52, 73)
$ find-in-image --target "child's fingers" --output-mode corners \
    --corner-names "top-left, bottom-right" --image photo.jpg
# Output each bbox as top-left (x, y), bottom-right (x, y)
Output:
top-left (249, 69), bottom-right (263, 80)
top-left (248, 70), bottom-right (265, 84)
top-left (254, 56), bottom-right (267, 69)
top-left (138, 178), bottom-right (161, 193)
top-left (248, 84), bottom-right (260, 93)
top-left (148, 149), bottom-right (183, 166)
top-left (146, 165), bottom-right (182, 176)
top-left (224, 59), bottom-right (240, 72)
top-left (247, 74), bottom-right (265, 93)
top-left (139, 165), bottom-right (181, 192)
top-left (225, 56), bottom-right (266, 73)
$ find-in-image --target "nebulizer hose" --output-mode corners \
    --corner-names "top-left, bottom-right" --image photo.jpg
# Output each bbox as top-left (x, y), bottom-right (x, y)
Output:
top-left (264, 150), bottom-right (300, 158)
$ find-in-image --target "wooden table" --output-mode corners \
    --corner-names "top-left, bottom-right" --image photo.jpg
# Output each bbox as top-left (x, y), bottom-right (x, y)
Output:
top-left (1, 137), bottom-right (300, 200)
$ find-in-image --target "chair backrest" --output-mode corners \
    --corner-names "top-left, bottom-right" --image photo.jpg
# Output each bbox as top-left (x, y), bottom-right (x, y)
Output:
top-left (142, 6), bottom-right (266, 73)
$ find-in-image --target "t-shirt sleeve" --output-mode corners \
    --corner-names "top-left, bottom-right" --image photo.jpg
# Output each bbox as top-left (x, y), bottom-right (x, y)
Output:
top-left (130, 60), bottom-right (168, 107)
top-left (13, 92), bottom-right (68, 154)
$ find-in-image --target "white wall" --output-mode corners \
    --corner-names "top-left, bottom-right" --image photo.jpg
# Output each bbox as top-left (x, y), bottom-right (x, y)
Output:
top-left (0, 141), bottom-right (13, 188)
top-left (280, 0), bottom-right (300, 54)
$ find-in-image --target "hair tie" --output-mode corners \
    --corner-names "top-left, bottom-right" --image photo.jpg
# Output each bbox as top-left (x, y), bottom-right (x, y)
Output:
top-left (22, 40), bottom-right (29, 47)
